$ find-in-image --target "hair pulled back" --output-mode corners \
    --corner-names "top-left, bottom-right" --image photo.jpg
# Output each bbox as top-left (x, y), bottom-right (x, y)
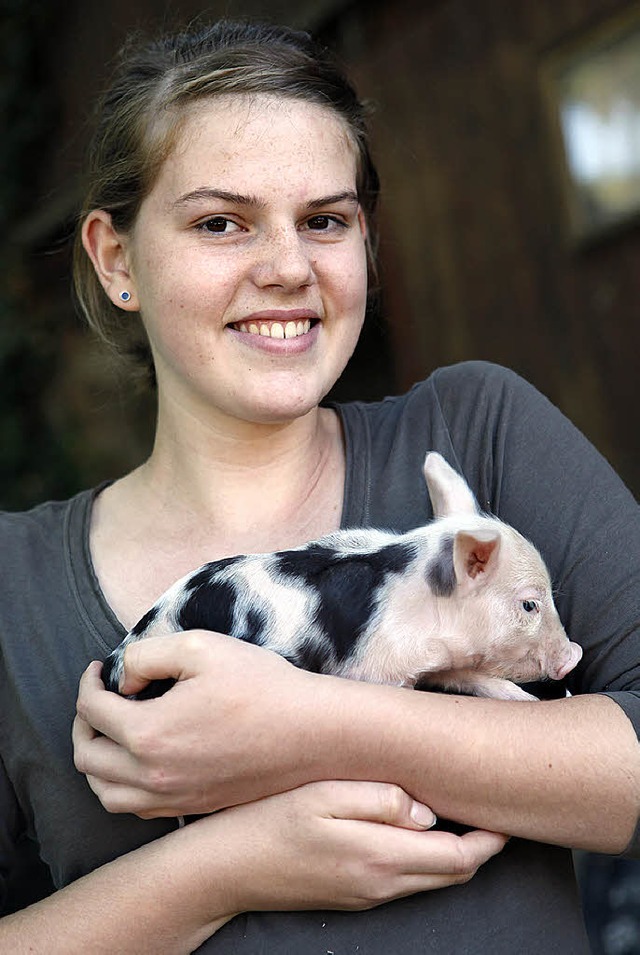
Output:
top-left (73, 19), bottom-right (379, 380)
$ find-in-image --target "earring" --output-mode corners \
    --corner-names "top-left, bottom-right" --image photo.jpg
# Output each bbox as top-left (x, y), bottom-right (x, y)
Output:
top-left (119, 290), bottom-right (131, 303)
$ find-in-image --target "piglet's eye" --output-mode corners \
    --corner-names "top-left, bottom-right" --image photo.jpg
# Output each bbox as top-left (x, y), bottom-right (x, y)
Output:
top-left (522, 600), bottom-right (539, 613)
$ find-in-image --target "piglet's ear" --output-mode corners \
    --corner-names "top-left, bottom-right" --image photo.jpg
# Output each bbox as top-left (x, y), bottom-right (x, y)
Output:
top-left (423, 452), bottom-right (479, 518)
top-left (453, 530), bottom-right (501, 589)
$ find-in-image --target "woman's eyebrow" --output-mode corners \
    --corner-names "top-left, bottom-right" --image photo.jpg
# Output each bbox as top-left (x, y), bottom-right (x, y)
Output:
top-left (170, 188), bottom-right (359, 211)
top-left (171, 188), bottom-right (267, 210)
top-left (307, 191), bottom-right (359, 209)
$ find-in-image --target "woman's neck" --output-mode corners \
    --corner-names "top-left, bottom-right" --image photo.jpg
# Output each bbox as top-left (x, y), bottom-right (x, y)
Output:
top-left (149, 408), bottom-right (343, 529)
top-left (100, 404), bottom-right (345, 555)
top-left (90, 405), bottom-right (346, 629)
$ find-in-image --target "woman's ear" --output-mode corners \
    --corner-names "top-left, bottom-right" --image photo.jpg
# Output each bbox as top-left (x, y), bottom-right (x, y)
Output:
top-left (81, 210), bottom-right (138, 311)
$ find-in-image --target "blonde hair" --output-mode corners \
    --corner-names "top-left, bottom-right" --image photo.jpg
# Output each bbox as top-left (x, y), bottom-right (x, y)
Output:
top-left (73, 20), bottom-right (379, 382)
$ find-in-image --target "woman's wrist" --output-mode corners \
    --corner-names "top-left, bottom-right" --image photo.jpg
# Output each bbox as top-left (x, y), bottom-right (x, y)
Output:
top-left (292, 671), bottom-right (401, 786)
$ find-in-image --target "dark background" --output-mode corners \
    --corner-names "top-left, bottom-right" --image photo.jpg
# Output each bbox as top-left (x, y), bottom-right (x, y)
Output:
top-left (1, 1), bottom-right (639, 950)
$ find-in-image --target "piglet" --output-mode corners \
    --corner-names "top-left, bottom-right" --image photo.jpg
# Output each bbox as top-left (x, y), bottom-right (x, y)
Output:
top-left (102, 452), bottom-right (582, 701)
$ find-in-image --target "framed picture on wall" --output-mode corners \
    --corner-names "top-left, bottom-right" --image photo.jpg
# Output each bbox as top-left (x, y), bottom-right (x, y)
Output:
top-left (541, 7), bottom-right (640, 244)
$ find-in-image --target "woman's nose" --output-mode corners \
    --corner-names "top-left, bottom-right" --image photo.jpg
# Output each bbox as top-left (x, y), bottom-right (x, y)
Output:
top-left (251, 227), bottom-right (315, 290)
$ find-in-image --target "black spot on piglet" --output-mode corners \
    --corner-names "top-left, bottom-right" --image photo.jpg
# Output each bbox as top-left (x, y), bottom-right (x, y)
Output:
top-left (276, 540), bottom-right (417, 664)
top-left (129, 604), bottom-right (160, 638)
top-left (176, 574), bottom-right (237, 638)
top-left (426, 536), bottom-right (456, 597)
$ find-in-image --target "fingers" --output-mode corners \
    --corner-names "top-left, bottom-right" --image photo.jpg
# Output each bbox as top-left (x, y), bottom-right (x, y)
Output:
top-left (73, 712), bottom-right (176, 816)
top-left (348, 822), bottom-right (508, 898)
top-left (75, 661), bottom-right (139, 745)
top-left (116, 630), bottom-right (274, 696)
top-left (411, 827), bottom-right (508, 879)
top-left (311, 781), bottom-right (507, 882)
top-left (360, 832), bottom-right (503, 903)
top-left (73, 713), bottom-right (137, 783)
top-left (316, 780), bottom-right (437, 830)
top-left (75, 636), bottom-right (217, 741)
top-left (74, 663), bottom-right (161, 807)
top-left (302, 781), bottom-right (507, 879)
top-left (117, 635), bottom-right (199, 696)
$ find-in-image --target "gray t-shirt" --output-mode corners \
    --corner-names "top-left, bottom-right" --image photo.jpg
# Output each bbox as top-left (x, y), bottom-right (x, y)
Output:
top-left (1, 362), bottom-right (638, 952)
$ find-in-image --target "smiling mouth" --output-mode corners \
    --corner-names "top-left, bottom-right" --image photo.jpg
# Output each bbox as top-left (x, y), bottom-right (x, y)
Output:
top-left (230, 319), bottom-right (313, 340)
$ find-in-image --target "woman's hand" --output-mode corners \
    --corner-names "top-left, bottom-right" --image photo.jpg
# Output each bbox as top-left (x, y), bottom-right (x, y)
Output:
top-left (191, 780), bottom-right (509, 914)
top-left (73, 630), bottom-right (328, 816)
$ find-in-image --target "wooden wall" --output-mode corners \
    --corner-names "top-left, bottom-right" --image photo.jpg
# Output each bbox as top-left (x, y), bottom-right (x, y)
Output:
top-left (329, 0), bottom-right (640, 491)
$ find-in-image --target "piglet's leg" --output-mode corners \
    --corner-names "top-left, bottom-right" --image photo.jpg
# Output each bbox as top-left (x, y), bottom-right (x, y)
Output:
top-left (419, 670), bottom-right (539, 701)
top-left (465, 676), bottom-right (539, 701)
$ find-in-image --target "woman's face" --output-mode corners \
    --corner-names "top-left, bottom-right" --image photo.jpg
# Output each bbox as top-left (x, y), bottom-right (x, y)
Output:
top-left (125, 94), bottom-right (368, 426)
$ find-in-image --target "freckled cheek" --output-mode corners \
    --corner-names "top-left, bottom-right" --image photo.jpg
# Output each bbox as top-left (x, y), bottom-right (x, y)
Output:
top-left (138, 253), bottom-right (234, 319)
top-left (136, 268), bottom-right (228, 367)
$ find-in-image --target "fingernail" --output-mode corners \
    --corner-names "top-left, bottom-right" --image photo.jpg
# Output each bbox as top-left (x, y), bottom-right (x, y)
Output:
top-left (410, 801), bottom-right (437, 829)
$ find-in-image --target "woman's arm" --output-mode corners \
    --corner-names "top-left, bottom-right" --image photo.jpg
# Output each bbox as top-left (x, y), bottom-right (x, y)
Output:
top-left (73, 633), bottom-right (640, 855)
top-left (0, 777), bottom-right (506, 953)
top-left (339, 681), bottom-right (639, 853)
top-left (1, 813), bottom-right (233, 954)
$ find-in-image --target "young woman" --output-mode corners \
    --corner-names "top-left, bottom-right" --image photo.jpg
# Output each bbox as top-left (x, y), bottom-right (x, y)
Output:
top-left (1, 20), bottom-right (638, 954)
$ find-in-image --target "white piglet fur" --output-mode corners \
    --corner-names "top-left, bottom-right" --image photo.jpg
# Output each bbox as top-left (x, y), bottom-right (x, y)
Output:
top-left (103, 453), bottom-right (582, 702)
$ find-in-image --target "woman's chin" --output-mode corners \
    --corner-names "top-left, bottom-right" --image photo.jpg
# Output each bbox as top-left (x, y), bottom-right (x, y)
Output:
top-left (223, 369), bottom-right (343, 426)
top-left (231, 392), bottom-right (325, 426)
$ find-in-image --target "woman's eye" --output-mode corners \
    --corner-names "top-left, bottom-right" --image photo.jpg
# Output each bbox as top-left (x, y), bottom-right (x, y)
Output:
top-left (522, 600), bottom-right (539, 614)
top-left (306, 215), bottom-right (343, 231)
top-left (198, 217), bottom-right (239, 234)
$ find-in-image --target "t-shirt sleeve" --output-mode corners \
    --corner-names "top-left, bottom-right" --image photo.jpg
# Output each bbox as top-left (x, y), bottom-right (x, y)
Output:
top-left (0, 754), bottom-right (22, 914)
top-left (430, 361), bottom-right (640, 856)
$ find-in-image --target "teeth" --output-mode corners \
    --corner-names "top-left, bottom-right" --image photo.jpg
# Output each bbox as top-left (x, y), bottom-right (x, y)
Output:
top-left (234, 320), bottom-right (312, 339)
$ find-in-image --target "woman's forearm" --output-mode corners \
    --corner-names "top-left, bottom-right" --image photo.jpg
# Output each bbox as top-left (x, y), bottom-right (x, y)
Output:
top-left (0, 822), bottom-right (234, 955)
top-left (315, 678), bottom-right (640, 853)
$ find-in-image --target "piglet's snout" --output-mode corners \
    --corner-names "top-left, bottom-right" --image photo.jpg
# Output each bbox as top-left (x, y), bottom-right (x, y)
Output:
top-left (546, 640), bottom-right (583, 681)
